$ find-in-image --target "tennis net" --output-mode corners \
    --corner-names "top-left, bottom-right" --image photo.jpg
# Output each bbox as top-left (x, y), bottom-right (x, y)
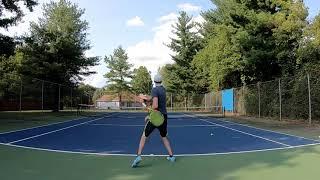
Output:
top-left (77, 104), bottom-right (225, 117)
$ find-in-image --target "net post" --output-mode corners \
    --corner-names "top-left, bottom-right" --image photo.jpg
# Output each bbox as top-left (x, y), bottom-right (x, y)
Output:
top-left (279, 78), bottom-right (282, 121)
top-left (307, 73), bottom-right (312, 125)
top-left (19, 77), bottom-right (22, 111)
top-left (258, 82), bottom-right (261, 118)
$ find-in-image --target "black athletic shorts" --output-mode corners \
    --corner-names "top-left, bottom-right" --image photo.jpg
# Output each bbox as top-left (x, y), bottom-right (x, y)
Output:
top-left (144, 114), bottom-right (168, 137)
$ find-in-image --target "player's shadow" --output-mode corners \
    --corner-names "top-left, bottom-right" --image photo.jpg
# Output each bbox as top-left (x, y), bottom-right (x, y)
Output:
top-left (135, 163), bottom-right (153, 168)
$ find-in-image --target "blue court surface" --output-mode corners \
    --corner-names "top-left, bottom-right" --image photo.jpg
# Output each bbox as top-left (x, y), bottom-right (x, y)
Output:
top-left (0, 112), bottom-right (319, 156)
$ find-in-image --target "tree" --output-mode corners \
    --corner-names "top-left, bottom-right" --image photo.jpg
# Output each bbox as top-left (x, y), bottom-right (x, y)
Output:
top-left (77, 83), bottom-right (96, 104)
top-left (297, 14), bottom-right (320, 68)
top-left (0, 35), bottom-right (16, 56)
top-left (167, 11), bottom-right (203, 97)
top-left (104, 46), bottom-right (132, 108)
top-left (194, 0), bottom-right (308, 90)
top-left (0, 0), bottom-right (37, 56)
top-left (193, 24), bottom-right (243, 90)
top-left (131, 66), bottom-right (152, 95)
top-left (92, 87), bottom-right (106, 104)
top-left (0, 0), bottom-right (37, 28)
top-left (160, 64), bottom-right (181, 93)
top-left (13, 0), bottom-right (98, 111)
top-left (18, 0), bottom-right (99, 84)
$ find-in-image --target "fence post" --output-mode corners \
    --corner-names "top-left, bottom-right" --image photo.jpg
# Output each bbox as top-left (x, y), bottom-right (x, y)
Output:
top-left (210, 92), bottom-right (213, 107)
top-left (242, 86), bottom-right (246, 116)
top-left (170, 93), bottom-right (173, 111)
top-left (205, 93), bottom-right (207, 110)
top-left (215, 91), bottom-right (218, 107)
top-left (58, 85), bottom-right (61, 111)
top-left (19, 77), bottom-right (22, 111)
top-left (307, 73), bottom-right (312, 125)
top-left (279, 79), bottom-right (282, 121)
top-left (184, 94), bottom-right (187, 111)
top-left (258, 82), bottom-right (261, 118)
top-left (42, 80), bottom-right (44, 110)
top-left (71, 88), bottom-right (73, 111)
top-left (134, 93), bottom-right (137, 110)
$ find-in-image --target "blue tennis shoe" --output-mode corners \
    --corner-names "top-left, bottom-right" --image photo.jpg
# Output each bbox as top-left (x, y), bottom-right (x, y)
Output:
top-left (166, 156), bottom-right (176, 162)
top-left (131, 155), bottom-right (142, 168)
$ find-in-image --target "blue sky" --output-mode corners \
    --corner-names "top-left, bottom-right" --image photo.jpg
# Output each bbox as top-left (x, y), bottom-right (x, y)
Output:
top-left (75, 0), bottom-right (212, 56)
top-left (1, 0), bottom-right (319, 87)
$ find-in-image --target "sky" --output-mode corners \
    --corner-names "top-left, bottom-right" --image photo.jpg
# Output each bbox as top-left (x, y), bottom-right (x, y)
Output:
top-left (1, 0), bottom-right (320, 88)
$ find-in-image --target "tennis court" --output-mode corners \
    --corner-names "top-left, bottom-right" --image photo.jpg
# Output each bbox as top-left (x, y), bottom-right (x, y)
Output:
top-left (0, 112), bottom-right (318, 156)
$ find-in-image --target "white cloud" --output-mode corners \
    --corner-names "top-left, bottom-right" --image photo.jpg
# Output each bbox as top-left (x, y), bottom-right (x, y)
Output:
top-left (127, 13), bottom-right (204, 81)
top-left (85, 13), bottom-right (205, 88)
top-left (82, 62), bottom-right (107, 88)
top-left (127, 14), bottom-right (177, 80)
top-left (193, 15), bottom-right (205, 25)
top-left (178, 3), bottom-right (202, 12)
top-left (126, 16), bottom-right (145, 27)
top-left (157, 13), bottom-right (178, 23)
top-left (82, 50), bottom-right (107, 88)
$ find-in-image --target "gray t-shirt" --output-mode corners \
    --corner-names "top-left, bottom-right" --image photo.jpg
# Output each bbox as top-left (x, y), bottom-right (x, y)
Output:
top-left (151, 85), bottom-right (167, 115)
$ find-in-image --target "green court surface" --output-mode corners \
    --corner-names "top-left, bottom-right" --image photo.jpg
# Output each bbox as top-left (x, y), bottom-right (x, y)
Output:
top-left (0, 143), bottom-right (320, 180)
top-left (1, 112), bottom-right (320, 180)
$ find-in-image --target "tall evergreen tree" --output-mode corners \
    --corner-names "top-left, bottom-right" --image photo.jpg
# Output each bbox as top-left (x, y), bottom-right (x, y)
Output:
top-left (167, 11), bottom-right (203, 96)
top-left (18, 0), bottom-right (98, 84)
top-left (104, 46), bottom-right (132, 108)
top-left (131, 66), bottom-right (152, 95)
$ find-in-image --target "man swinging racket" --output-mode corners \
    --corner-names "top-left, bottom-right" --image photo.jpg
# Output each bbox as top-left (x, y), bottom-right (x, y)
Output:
top-left (131, 73), bottom-right (175, 168)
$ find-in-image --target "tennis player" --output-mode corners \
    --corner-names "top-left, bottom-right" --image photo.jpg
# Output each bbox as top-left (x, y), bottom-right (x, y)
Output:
top-left (131, 74), bottom-right (175, 168)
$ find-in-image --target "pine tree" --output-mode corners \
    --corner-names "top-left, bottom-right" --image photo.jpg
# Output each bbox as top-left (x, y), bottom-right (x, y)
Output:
top-left (104, 46), bottom-right (133, 108)
top-left (132, 66), bottom-right (152, 95)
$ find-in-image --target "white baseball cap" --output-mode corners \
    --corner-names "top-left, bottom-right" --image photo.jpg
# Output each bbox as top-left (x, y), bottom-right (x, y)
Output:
top-left (154, 73), bottom-right (162, 83)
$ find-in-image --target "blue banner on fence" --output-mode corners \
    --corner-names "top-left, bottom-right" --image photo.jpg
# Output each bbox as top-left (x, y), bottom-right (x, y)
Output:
top-left (222, 88), bottom-right (234, 112)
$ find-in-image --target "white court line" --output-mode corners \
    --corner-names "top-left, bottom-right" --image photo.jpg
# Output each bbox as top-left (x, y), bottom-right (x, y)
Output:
top-left (89, 123), bottom-right (219, 127)
top-left (6, 114), bottom-right (114, 145)
top-left (0, 116), bottom-right (89, 135)
top-left (185, 114), bottom-right (291, 147)
top-left (205, 117), bottom-right (320, 143)
top-left (0, 142), bottom-right (319, 157)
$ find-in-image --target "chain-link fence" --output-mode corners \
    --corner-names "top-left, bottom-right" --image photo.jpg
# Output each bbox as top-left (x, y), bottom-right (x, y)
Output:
top-left (216, 73), bottom-right (319, 124)
top-left (2, 73), bottom-right (318, 123)
top-left (0, 74), bottom-right (83, 112)
top-left (166, 93), bottom-right (208, 111)
top-left (310, 75), bottom-right (320, 121)
top-left (165, 92), bottom-right (223, 115)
